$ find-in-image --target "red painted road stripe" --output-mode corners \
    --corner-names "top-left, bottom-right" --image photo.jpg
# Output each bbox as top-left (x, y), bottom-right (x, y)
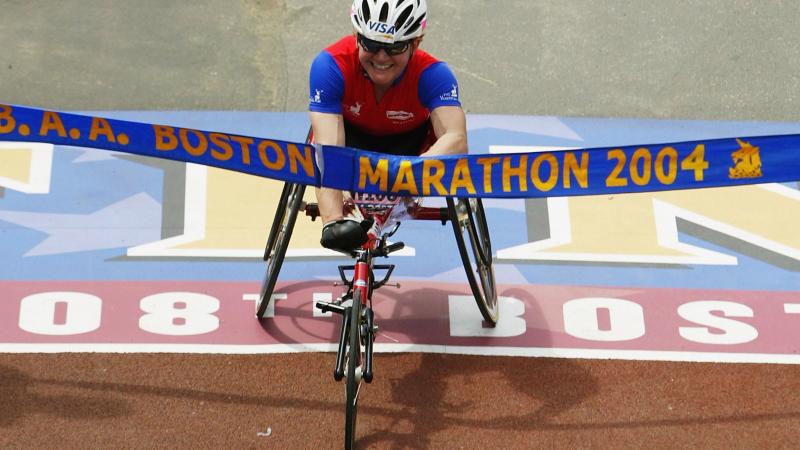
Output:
top-left (2, 281), bottom-right (800, 361)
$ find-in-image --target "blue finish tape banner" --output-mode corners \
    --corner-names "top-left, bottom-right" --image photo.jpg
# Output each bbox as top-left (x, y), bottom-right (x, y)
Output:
top-left (2, 103), bottom-right (799, 198)
top-left (327, 134), bottom-right (799, 198)
top-left (0, 104), bottom-right (319, 186)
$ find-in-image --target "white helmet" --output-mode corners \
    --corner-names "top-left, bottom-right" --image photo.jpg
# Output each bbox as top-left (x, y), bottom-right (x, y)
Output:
top-left (351, 0), bottom-right (428, 44)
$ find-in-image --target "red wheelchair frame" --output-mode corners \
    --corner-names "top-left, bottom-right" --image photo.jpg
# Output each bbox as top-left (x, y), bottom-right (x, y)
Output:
top-left (255, 182), bottom-right (497, 450)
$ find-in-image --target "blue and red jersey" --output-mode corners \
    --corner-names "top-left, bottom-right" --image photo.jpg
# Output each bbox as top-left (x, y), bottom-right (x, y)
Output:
top-left (309, 35), bottom-right (461, 153)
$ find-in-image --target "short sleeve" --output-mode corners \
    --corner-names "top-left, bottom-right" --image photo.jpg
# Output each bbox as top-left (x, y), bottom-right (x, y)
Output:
top-left (309, 51), bottom-right (345, 114)
top-left (418, 62), bottom-right (462, 110)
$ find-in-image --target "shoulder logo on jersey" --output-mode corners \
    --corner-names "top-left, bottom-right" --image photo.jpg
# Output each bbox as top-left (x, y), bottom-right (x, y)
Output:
top-left (349, 102), bottom-right (363, 117)
top-left (386, 110), bottom-right (415, 122)
top-left (310, 89), bottom-right (324, 104)
top-left (439, 84), bottom-right (459, 102)
top-left (729, 138), bottom-right (763, 179)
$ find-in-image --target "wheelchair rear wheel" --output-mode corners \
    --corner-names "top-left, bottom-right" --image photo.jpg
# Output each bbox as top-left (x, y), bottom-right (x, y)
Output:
top-left (447, 197), bottom-right (498, 325)
top-left (256, 182), bottom-right (305, 319)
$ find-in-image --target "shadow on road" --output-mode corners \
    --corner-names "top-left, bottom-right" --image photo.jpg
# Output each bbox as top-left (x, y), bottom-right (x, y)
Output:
top-left (0, 364), bottom-right (129, 427)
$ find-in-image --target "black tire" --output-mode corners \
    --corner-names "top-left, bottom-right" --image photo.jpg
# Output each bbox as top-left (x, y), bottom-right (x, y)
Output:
top-left (447, 197), bottom-right (499, 325)
top-left (345, 290), bottom-right (363, 450)
top-left (262, 182), bottom-right (293, 261)
top-left (256, 182), bottom-right (305, 319)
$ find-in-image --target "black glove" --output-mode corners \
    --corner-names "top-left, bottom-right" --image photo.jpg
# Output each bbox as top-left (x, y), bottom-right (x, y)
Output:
top-left (320, 218), bottom-right (374, 251)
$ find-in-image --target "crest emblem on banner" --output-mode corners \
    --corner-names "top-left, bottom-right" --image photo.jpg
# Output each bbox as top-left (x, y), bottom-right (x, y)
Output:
top-left (729, 138), bottom-right (763, 179)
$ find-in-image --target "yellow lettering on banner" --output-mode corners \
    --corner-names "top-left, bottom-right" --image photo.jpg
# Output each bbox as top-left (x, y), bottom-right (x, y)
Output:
top-left (288, 144), bottom-right (314, 177)
top-left (39, 111), bottom-right (67, 138)
top-left (0, 104), bottom-right (17, 133)
top-left (89, 117), bottom-right (116, 143)
top-left (503, 155), bottom-right (528, 192)
top-left (391, 160), bottom-right (419, 194)
top-left (230, 136), bottom-right (254, 165)
top-left (564, 152), bottom-right (589, 189)
top-left (422, 159), bottom-right (447, 195)
top-left (655, 146), bottom-right (678, 184)
top-left (209, 133), bottom-right (233, 161)
top-left (476, 157), bottom-right (500, 193)
top-left (630, 148), bottom-right (652, 186)
top-left (179, 129), bottom-right (207, 157)
top-left (257, 140), bottom-right (286, 171)
top-left (606, 149), bottom-right (628, 187)
top-left (603, 145), bottom-right (707, 188)
top-left (153, 125), bottom-right (178, 151)
top-left (681, 144), bottom-right (709, 181)
top-left (531, 153), bottom-right (558, 192)
top-left (450, 159), bottom-right (476, 195)
top-left (359, 157), bottom-right (388, 191)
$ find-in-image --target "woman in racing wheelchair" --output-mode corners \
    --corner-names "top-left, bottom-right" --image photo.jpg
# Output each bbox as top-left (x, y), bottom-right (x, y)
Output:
top-left (310, 0), bottom-right (467, 252)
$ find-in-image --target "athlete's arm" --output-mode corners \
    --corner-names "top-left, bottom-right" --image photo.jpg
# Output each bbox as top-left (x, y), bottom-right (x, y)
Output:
top-left (310, 111), bottom-right (346, 147)
top-left (308, 46), bottom-right (349, 223)
top-left (417, 60), bottom-right (467, 156)
top-left (309, 111), bottom-right (347, 223)
top-left (423, 105), bottom-right (468, 156)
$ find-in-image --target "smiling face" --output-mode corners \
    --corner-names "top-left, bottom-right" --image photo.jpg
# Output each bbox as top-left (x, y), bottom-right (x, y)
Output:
top-left (357, 36), bottom-right (420, 89)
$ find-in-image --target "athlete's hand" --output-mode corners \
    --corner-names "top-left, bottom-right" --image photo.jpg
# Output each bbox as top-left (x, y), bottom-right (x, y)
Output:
top-left (320, 218), bottom-right (374, 251)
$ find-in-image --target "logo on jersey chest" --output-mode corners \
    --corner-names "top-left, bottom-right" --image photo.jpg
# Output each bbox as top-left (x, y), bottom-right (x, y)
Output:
top-left (348, 102), bottom-right (364, 117)
top-left (386, 110), bottom-right (415, 122)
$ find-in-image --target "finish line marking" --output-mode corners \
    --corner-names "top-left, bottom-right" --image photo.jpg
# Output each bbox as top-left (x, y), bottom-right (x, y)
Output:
top-left (2, 281), bottom-right (799, 365)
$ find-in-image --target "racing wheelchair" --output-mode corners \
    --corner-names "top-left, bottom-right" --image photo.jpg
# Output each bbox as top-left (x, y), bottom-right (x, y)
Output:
top-left (255, 145), bottom-right (497, 450)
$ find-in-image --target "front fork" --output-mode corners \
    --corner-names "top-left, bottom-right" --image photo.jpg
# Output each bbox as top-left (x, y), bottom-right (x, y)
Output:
top-left (332, 305), bottom-right (375, 383)
top-left (320, 261), bottom-right (375, 383)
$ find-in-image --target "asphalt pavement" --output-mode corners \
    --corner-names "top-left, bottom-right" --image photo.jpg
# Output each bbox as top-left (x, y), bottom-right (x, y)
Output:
top-left (1, 0), bottom-right (799, 120)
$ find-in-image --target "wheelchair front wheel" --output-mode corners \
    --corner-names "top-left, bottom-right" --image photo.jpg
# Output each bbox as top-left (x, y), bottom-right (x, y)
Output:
top-left (344, 290), bottom-right (365, 449)
top-left (447, 197), bottom-right (499, 326)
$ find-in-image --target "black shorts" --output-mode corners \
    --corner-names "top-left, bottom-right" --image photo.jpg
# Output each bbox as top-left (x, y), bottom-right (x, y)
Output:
top-left (344, 121), bottom-right (432, 157)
